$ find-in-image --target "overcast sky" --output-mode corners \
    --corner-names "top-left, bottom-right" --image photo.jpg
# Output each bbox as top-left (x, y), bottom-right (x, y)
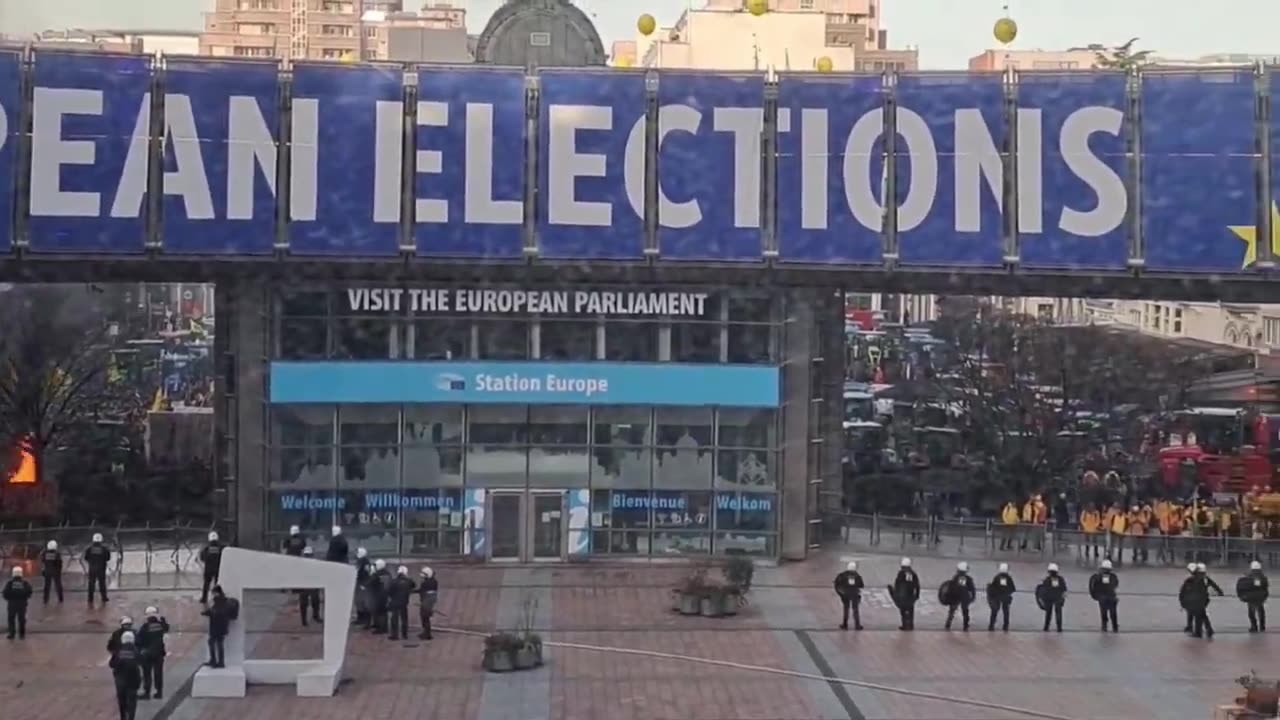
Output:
top-left (3, 0), bottom-right (1278, 69)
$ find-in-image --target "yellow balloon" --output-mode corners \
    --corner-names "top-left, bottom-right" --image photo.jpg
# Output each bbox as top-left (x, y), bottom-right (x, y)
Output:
top-left (816, 56), bottom-right (833, 73)
top-left (615, 57), bottom-right (633, 68)
top-left (993, 17), bottom-right (1017, 45)
top-left (637, 14), bottom-right (656, 36)
top-left (747, 0), bottom-right (768, 17)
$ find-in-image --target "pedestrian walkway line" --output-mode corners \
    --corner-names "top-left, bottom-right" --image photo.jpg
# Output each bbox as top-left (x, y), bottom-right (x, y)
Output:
top-left (439, 626), bottom-right (1082, 720)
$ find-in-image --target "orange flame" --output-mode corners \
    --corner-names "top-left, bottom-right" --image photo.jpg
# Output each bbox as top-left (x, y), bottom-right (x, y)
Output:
top-left (7, 436), bottom-right (36, 484)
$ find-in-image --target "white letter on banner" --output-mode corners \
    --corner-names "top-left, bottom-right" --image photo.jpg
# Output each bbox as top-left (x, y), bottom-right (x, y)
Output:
top-left (289, 98), bottom-right (319, 222)
top-left (227, 96), bottom-right (277, 220)
top-left (0, 104), bottom-right (8, 153)
top-left (1016, 108), bottom-right (1043, 233)
top-left (547, 105), bottom-right (611, 226)
top-left (31, 88), bottom-right (103, 217)
top-left (800, 108), bottom-right (828, 230)
top-left (160, 94), bottom-right (215, 220)
top-left (713, 107), bottom-right (763, 228)
top-left (465, 103), bottom-right (521, 224)
top-left (110, 93), bottom-right (152, 218)
top-left (415, 100), bottom-right (448, 223)
top-left (373, 100), bottom-right (403, 223)
top-left (1059, 106), bottom-right (1125, 237)
top-left (954, 108), bottom-right (1002, 233)
top-left (657, 104), bottom-right (702, 228)
top-left (842, 107), bottom-right (936, 232)
top-left (623, 115), bottom-right (645, 219)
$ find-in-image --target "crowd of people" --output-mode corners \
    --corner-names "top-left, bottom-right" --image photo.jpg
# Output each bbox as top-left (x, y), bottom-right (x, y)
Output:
top-left (832, 557), bottom-right (1270, 636)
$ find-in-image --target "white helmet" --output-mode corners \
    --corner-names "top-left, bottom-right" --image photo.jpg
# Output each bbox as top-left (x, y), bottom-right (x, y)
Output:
top-left (1251, 560), bottom-right (1263, 571)
top-left (397, 565), bottom-right (409, 576)
top-left (421, 566), bottom-right (434, 578)
top-left (1100, 559), bottom-right (1113, 570)
top-left (302, 546), bottom-right (314, 556)
top-left (846, 561), bottom-right (857, 572)
top-left (120, 631), bottom-right (135, 645)
top-left (374, 559), bottom-right (386, 571)
top-left (208, 531), bottom-right (219, 542)
top-left (356, 547), bottom-right (368, 559)
top-left (1196, 563), bottom-right (1207, 573)
top-left (331, 526), bottom-right (342, 537)
top-left (92, 533), bottom-right (104, 543)
top-left (10, 566), bottom-right (21, 577)
top-left (997, 563), bottom-right (1009, 573)
top-left (1047, 563), bottom-right (1060, 573)
top-left (120, 616), bottom-right (133, 627)
top-left (46, 540), bottom-right (57, 551)
top-left (289, 525), bottom-right (301, 536)
top-left (1187, 562), bottom-right (1198, 573)
top-left (957, 561), bottom-right (969, 573)
top-left (145, 606), bottom-right (158, 616)
top-left (900, 557), bottom-right (912, 568)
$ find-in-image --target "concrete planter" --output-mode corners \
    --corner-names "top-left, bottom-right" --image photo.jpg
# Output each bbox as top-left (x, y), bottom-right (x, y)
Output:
top-left (678, 591), bottom-right (702, 615)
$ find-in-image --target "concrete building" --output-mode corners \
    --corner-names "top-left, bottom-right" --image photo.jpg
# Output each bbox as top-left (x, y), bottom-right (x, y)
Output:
top-left (25, 28), bottom-right (200, 55)
top-left (970, 47), bottom-right (1280, 72)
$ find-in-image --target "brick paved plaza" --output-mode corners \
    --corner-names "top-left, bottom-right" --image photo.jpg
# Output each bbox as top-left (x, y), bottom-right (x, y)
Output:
top-left (2, 552), bottom-right (1275, 720)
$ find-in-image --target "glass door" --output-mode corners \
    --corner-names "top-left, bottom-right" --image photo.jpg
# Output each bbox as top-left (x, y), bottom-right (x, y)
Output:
top-left (490, 492), bottom-right (523, 560)
top-left (529, 491), bottom-right (565, 560)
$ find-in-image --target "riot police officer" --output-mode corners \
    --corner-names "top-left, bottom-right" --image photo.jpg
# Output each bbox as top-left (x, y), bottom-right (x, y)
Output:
top-left (986, 562), bottom-right (1015, 632)
top-left (137, 606), bottom-right (169, 700)
top-left (890, 557), bottom-right (920, 631)
top-left (369, 559), bottom-right (391, 634)
top-left (198, 531), bottom-right (224, 604)
top-left (387, 566), bottom-right (415, 641)
top-left (40, 540), bottom-right (63, 604)
top-left (326, 526), bottom-right (349, 564)
top-left (283, 525), bottom-right (307, 556)
top-left (942, 561), bottom-right (977, 631)
top-left (84, 532), bottom-right (111, 606)
top-left (1237, 560), bottom-right (1269, 633)
top-left (1089, 559), bottom-right (1120, 632)
top-left (417, 566), bottom-right (438, 640)
top-left (354, 547), bottom-right (372, 628)
top-left (110, 631), bottom-right (142, 720)
top-left (833, 561), bottom-right (864, 631)
top-left (1037, 563), bottom-right (1067, 632)
top-left (3, 566), bottom-right (33, 640)
top-left (107, 616), bottom-right (134, 657)
top-left (297, 547), bottom-right (322, 626)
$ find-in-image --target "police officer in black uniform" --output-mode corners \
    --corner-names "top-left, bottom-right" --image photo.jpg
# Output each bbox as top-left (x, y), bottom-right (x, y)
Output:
top-left (890, 557), bottom-right (921, 631)
top-left (943, 561), bottom-right (977, 631)
top-left (1089, 559), bottom-right (1120, 632)
top-left (326, 526), bottom-right (349, 564)
top-left (41, 540), bottom-right (63, 604)
top-left (198, 531), bottom-right (224, 604)
top-left (833, 561), bottom-right (865, 631)
top-left (107, 616), bottom-right (134, 657)
top-left (84, 532), bottom-right (111, 606)
top-left (418, 566), bottom-right (439, 640)
top-left (1037, 563), bottom-right (1068, 632)
top-left (354, 547), bottom-right (372, 628)
top-left (387, 565), bottom-right (415, 641)
top-left (1238, 560), bottom-right (1269, 633)
top-left (137, 606), bottom-right (169, 700)
top-left (369, 559), bottom-right (391, 634)
top-left (298, 547), bottom-right (322, 626)
top-left (3, 566), bottom-right (33, 640)
top-left (110, 631), bottom-right (143, 720)
top-left (201, 586), bottom-right (235, 668)
top-left (283, 525), bottom-right (307, 556)
top-left (986, 562), bottom-right (1016, 632)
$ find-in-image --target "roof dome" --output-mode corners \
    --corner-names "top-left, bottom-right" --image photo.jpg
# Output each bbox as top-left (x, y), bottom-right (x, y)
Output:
top-left (475, 0), bottom-right (606, 68)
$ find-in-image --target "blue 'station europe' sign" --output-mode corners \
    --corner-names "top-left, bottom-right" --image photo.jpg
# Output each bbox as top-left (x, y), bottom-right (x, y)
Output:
top-left (0, 51), bottom-right (1273, 273)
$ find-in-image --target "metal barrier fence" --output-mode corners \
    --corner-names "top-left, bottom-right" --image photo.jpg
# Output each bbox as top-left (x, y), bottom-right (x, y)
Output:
top-left (0, 521), bottom-right (217, 586)
top-left (823, 512), bottom-right (1280, 571)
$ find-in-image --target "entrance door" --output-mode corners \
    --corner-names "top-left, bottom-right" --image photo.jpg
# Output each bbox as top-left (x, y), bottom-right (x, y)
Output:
top-left (490, 491), bottom-right (523, 560)
top-left (486, 490), bottom-right (566, 561)
top-left (529, 491), bottom-right (565, 561)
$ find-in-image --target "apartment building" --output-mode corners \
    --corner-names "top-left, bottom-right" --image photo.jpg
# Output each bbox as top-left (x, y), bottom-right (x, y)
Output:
top-left (200, 0), bottom-right (464, 61)
top-left (25, 29), bottom-right (201, 55)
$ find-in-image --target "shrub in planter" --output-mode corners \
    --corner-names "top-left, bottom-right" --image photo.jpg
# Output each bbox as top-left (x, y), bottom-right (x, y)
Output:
top-left (721, 586), bottom-right (742, 616)
top-left (1237, 672), bottom-right (1280, 715)
top-left (677, 566), bottom-right (709, 615)
top-left (482, 632), bottom-right (521, 673)
top-left (700, 583), bottom-right (729, 617)
top-left (724, 557), bottom-right (755, 594)
top-left (515, 633), bottom-right (544, 669)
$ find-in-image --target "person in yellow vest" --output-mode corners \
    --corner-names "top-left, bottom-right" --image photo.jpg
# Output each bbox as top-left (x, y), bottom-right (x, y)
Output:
top-left (999, 500), bottom-right (1020, 551)
top-left (1020, 497), bottom-right (1037, 551)
top-left (1127, 505), bottom-right (1149, 564)
top-left (1157, 502), bottom-right (1182, 563)
top-left (1032, 494), bottom-right (1048, 551)
top-left (1079, 505), bottom-right (1102, 559)
top-left (1107, 503), bottom-right (1127, 565)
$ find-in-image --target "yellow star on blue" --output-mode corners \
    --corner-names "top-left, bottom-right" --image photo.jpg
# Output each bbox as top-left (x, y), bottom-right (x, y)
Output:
top-left (1229, 202), bottom-right (1280, 268)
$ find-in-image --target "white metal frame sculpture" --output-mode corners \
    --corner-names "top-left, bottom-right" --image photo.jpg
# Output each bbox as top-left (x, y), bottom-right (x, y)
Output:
top-left (191, 548), bottom-right (355, 698)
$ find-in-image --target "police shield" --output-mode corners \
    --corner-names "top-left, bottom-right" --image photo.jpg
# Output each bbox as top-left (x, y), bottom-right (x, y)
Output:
top-left (1034, 583), bottom-right (1049, 611)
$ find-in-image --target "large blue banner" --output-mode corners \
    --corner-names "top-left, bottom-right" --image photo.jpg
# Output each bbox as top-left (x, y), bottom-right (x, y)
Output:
top-left (656, 72), bottom-right (764, 260)
top-left (895, 73), bottom-right (1006, 266)
top-left (269, 360), bottom-right (781, 407)
top-left (415, 66), bottom-right (525, 258)
top-left (28, 51), bottom-right (151, 253)
top-left (1142, 70), bottom-right (1257, 272)
top-left (537, 69), bottom-right (646, 259)
top-left (288, 63), bottom-right (403, 256)
top-left (1016, 73), bottom-right (1129, 269)
top-left (161, 59), bottom-right (278, 254)
top-left (776, 74), bottom-right (884, 264)
top-left (0, 50), bottom-right (19, 252)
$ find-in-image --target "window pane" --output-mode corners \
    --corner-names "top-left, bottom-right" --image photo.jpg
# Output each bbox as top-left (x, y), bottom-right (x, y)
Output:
top-left (672, 322), bottom-right (720, 363)
top-left (465, 445), bottom-right (527, 486)
top-left (280, 290), bottom-right (329, 316)
top-left (339, 406), bottom-right (400, 445)
top-left (715, 533), bottom-right (775, 557)
top-left (727, 323), bottom-right (772, 364)
top-left (476, 319), bottom-right (529, 359)
top-left (267, 490), bottom-right (339, 532)
top-left (651, 531), bottom-right (711, 555)
top-left (414, 318), bottom-right (470, 359)
top-left (402, 444), bottom-right (463, 487)
top-left (403, 406), bottom-right (463, 444)
top-left (334, 317), bottom-right (394, 359)
top-left (715, 449), bottom-right (774, 490)
top-left (717, 408), bottom-right (775, 448)
top-left (540, 320), bottom-right (597, 360)
top-left (727, 296), bottom-right (772, 322)
top-left (468, 406), bottom-right (528, 444)
top-left (591, 446), bottom-right (651, 488)
top-left (713, 491), bottom-right (777, 532)
top-left (339, 446), bottom-right (400, 486)
top-left (529, 446), bottom-right (590, 487)
top-left (529, 406), bottom-right (589, 445)
top-left (604, 321), bottom-right (659, 361)
top-left (593, 406), bottom-right (650, 446)
top-left (273, 406), bottom-right (333, 446)
top-left (654, 408), bottom-right (712, 489)
top-left (270, 447), bottom-right (335, 489)
top-left (280, 318), bottom-right (326, 359)
top-left (656, 408), bottom-right (712, 446)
